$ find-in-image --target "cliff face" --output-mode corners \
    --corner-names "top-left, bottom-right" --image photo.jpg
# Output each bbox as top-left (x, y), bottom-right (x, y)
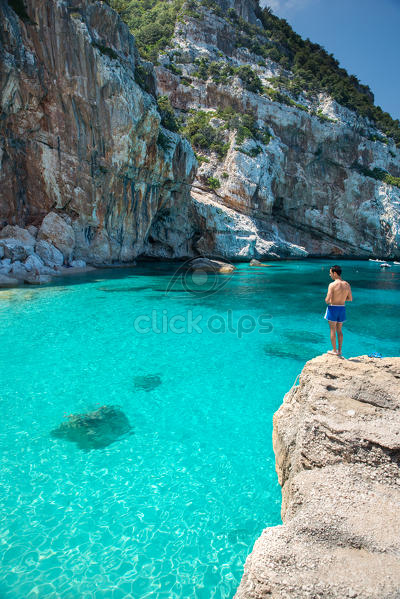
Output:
top-left (0, 0), bottom-right (196, 264)
top-left (152, 1), bottom-right (400, 260)
top-left (2, 0), bottom-right (400, 264)
top-left (235, 354), bottom-right (400, 598)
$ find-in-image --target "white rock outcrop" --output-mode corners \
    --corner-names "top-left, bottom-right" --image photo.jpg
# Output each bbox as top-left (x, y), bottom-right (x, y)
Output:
top-left (191, 189), bottom-right (307, 259)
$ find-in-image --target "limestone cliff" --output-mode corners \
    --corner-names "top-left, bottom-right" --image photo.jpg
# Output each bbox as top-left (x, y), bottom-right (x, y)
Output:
top-left (2, 0), bottom-right (400, 265)
top-left (149, 0), bottom-right (400, 260)
top-left (0, 0), bottom-right (197, 264)
top-left (235, 354), bottom-right (400, 599)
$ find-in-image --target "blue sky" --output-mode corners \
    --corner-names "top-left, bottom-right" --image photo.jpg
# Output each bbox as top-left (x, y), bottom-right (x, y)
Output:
top-left (261, 0), bottom-right (400, 121)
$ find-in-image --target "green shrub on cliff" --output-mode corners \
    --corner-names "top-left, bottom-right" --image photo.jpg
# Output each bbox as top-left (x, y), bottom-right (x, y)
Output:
top-left (207, 176), bottom-right (221, 189)
top-left (157, 130), bottom-right (173, 151)
top-left (200, 0), bottom-right (223, 17)
top-left (92, 42), bottom-right (119, 61)
top-left (182, 111), bottom-right (230, 159)
top-left (235, 65), bottom-right (263, 94)
top-left (182, 107), bottom-right (271, 160)
top-left (109, 0), bottom-right (184, 62)
top-left (157, 95), bottom-right (180, 132)
top-left (192, 59), bottom-right (263, 94)
top-left (352, 164), bottom-right (400, 189)
top-left (182, 0), bottom-right (203, 19)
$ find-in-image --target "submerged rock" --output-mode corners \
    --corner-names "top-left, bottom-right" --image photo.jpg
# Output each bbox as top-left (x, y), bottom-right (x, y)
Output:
top-left (24, 273), bottom-right (52, 285)
top-left (134, 375), bottom-right (162, 392)
top-left (249, 259), bottom-right (265, 266)
top-left (51, 405), bottom-right (132, 451)
top-left (235, 354), bottom-right (400, 599)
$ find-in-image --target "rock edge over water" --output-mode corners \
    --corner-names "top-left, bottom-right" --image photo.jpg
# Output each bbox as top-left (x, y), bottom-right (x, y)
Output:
top-left (235, 354), bottom-right (400, 599)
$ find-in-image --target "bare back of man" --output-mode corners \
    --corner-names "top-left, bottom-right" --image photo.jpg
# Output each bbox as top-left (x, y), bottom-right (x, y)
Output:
top-left (327, 279), bottom-right (351, 305)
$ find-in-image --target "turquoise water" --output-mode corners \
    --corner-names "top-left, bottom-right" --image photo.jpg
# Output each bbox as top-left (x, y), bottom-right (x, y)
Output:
top-left (0, 259), bottom-right (399, 599)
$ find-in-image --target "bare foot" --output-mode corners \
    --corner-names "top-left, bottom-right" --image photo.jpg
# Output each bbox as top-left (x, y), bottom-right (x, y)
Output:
top-left (327, 350), bottom-right (338, 355)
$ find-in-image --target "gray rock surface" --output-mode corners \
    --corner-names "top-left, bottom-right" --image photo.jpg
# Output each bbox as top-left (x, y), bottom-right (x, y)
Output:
top-left (0, 225), bottom-right (36, 249)
top-left (235, 354), bottom-right (400, 599)
top-left (0, 239), bottom-right (33, 262)
top-left (26, 225), bottom-right (38, 238)
top-left (37, 212), bottom-right (75, 262)
top-left (10, 260), bottom-right (28, 280)
top-left (24, 254), bottom-right (45, 272)
top-left (35, 240), bottom-right (64, 268)
top-left (69, 259), bottom-right (86, 268)
top-left (0, 258), bottom-right (11, 274)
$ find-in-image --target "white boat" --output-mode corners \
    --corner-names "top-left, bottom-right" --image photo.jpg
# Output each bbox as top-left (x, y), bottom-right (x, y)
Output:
top-left (369, 259), bottom-right (386, 263)
top-left (393, 261), bottom-right (400, 265)
top-left (380, 262), bottom-right (391, 268)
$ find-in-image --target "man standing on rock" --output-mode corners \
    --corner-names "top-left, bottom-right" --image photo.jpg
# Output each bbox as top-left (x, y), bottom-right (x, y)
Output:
top-left (324, 265), bottom-right (352, 357)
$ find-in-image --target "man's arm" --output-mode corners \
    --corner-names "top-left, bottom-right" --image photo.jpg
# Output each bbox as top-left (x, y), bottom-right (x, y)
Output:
top-left (346, 283), bottom-right (353, 302)
top-left (325, 282), bottom-right (333, 304)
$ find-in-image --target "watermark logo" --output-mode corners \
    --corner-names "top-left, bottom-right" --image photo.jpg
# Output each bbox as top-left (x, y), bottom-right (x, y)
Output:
top-left (165, 256), bottom-right (234, 299)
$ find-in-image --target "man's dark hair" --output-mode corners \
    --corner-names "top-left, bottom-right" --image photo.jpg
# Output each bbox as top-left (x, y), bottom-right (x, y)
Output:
top-left (330, 264), bottom-right (342, 276)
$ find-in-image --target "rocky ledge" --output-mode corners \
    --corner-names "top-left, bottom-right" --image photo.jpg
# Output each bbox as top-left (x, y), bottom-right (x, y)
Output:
top-left (235, 354), bottom-right (400, 599)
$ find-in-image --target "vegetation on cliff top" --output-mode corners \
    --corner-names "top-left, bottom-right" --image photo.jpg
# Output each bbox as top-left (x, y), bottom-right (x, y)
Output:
top-left (255, 5), bottom-right (400, 145)
top-left (109, 0), bottom-right (400, 146)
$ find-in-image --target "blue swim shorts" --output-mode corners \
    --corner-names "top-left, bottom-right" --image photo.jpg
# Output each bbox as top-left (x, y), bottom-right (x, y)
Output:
top-left (324, 305), bottom-right (346, 323)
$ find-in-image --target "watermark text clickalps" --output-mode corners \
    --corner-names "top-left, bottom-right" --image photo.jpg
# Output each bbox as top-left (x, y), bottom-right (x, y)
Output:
top-left (134, 309), bottom-right (273, 339)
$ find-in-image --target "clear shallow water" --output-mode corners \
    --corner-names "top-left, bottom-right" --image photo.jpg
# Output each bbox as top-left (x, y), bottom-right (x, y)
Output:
top-left (0, 259), bottom-right (399, 599)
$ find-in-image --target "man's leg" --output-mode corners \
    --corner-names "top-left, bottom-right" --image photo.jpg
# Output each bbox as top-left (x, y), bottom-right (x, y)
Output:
top-left (328, 321), bottom-right (337, 353)
top-left (336, 322), bottom-right (343, 355)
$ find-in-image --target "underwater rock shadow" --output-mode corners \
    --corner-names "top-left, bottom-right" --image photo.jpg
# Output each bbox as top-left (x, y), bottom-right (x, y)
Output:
top-left (283, 330), bottom-right (325, 344)
top-left (97, 286), bottom-right (153, 293)
top-left (134, 374), bottom-right (162, 392)
top-left (263, 341), bottom-right (316, 362)
top-left (51, 405), bottom-right (132, 451)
